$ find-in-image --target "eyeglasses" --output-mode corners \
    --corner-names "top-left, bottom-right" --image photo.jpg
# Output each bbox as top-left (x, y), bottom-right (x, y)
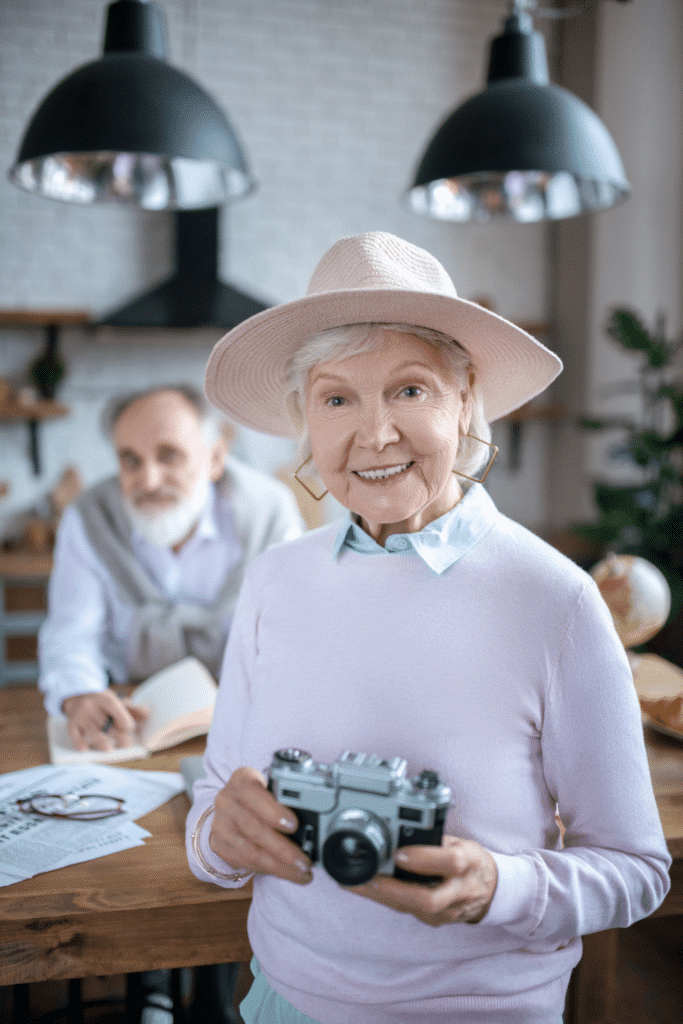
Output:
top-left (16, 792), bottom-right (125, 821)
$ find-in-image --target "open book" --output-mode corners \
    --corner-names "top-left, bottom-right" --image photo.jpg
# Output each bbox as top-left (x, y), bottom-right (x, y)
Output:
top-left (46, 657), bottom-right (218, 765)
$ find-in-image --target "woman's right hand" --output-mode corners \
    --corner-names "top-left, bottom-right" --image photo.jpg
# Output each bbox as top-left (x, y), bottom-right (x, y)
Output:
top-left (209, 767), bottom-right (313, 884)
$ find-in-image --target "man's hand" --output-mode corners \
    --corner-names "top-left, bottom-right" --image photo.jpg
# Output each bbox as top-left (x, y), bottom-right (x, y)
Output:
top-left (348, 836), bottom-right (498, 926)
top-left (209, 767), bottom-right (313, 884)
top-left (62, 691), bottom-right (150, 751)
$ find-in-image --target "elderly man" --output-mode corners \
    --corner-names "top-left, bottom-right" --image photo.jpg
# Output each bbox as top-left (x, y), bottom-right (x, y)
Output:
top-left (39, 382), bottom-right (304, 751)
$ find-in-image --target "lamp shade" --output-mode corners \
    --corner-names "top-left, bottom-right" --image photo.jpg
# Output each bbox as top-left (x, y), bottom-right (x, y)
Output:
top-left (406, 11), bottom-right (630, 223)
top-left (8, 0), bottom-right (255, 210)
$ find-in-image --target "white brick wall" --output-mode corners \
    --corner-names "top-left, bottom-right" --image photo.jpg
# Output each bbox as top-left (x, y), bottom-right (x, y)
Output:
top-left (0, 0), bottom-right (552, 535)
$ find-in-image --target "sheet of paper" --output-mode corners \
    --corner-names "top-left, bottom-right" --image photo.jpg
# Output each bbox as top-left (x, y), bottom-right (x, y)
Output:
top-left (0, 764), bottom-right (184, 888)
top-left (0, 869), bottom-right (27, 886)
top-left (84, 765), bottom-right (185, 821)
top-left (49, 823), bottom-right (150, 872)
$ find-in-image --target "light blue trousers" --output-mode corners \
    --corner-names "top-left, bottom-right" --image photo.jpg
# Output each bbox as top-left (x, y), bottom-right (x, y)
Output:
top-left (240, 958), bottom-right (565, 1024)
top-left (240, 959), bottom-right (319, 1023)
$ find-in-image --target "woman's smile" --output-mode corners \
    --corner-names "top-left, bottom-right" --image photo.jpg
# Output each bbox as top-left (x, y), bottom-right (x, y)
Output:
top-left (353, 461), bottom-right (414, 481)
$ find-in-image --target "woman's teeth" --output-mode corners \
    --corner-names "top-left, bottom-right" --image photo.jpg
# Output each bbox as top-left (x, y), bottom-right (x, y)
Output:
top-left (355, 462), bottom-right (412, 481)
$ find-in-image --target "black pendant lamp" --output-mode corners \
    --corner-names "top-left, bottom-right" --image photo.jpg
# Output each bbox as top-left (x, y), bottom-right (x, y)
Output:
top-left (406, 4), bottom-right (630, 223)
top-left (8, 0), bottom-right (255, 210)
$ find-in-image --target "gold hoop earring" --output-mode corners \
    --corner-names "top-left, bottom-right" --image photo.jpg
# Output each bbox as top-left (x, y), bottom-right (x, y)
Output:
top-left (453, 434), bottom-right (499, 483)
top-left (294, 454), bottom-right (329, 502)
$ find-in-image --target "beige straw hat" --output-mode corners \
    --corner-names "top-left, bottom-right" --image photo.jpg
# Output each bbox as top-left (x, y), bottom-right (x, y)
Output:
top-left (205, 231), bottom-right (562, 437)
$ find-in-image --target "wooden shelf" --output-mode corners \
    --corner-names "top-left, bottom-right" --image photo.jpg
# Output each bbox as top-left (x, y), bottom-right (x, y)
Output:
top-left (500, 402), bottom-right (566, 471)
top-left (0, 395), bottom-right (70, 479)
top-left (0, 400), bottom-right (68, 422)
top-left (0, 309), bottom-right (89, 475)
top-left (516, 320), bottom-right (551, 337)
top-left (0, 401), bottom-right (69, 476)
top-left (504, 401), bottom-right (566, 423)
top-left (0, 550), bottom-right (53, 578)
top-left (0, 309), bottom-right (91, 327)
top-left (468, 298), bottom-right (550, 341)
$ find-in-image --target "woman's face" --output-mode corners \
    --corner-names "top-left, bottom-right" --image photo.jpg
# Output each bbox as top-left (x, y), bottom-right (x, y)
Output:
top-left (304, 330), bottom-right (473, 545)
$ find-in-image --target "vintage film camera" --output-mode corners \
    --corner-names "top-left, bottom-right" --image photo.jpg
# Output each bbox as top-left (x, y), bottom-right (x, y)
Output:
top-left (268, 748), bottom-right (451, 885)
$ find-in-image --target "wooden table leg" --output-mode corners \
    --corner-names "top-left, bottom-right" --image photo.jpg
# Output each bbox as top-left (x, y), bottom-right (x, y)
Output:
top-left (565, 929), bottom-right (619, 1024)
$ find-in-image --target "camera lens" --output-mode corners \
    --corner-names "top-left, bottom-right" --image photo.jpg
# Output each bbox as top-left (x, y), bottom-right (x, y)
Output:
top-left (324, 832), bottom-right (377, 884)
top-left (322, 810), bottom-right (389, 885)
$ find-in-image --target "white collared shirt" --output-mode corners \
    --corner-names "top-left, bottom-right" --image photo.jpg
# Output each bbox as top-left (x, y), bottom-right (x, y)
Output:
top-left (331, 482), bottom-right (494, 574)
top-left (39, 482), bottom-right (243, 716)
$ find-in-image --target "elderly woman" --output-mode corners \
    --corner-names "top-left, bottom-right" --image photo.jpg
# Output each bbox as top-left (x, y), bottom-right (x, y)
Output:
top-left (187, 232), bottom-right (670, 1024)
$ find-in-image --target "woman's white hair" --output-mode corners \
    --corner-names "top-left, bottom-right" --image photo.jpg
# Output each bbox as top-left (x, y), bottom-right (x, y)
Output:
top-left (284, 323), bottom-right (492, 481)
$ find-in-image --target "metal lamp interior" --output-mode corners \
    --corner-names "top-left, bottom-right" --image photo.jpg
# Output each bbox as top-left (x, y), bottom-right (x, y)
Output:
top-left (406, 5), bottom-right (630, 223)
top-left (8, 0), bottom-right (254, 210)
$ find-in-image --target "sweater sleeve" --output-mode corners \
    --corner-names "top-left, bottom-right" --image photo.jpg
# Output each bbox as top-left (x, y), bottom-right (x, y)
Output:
top-left (484, 579), bottom-right (671, 942)
top-left (185, 567), bottom-right (258, 887)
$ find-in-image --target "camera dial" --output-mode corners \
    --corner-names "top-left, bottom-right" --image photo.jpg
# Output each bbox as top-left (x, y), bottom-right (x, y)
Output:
top-left (414, 769), bottom-right (440, 790)
top-left (273, 748), bottom-right (314, 768)
top-left (322, 808), bottom-right (390, 885)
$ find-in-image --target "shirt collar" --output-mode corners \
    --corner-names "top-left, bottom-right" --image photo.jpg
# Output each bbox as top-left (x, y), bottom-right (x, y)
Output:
top-left (193, 481), bottom-right (220, 542)
top-left (330, 483), bottom-right (498, 574)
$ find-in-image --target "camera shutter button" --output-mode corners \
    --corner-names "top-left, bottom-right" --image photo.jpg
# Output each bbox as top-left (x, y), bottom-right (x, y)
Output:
top-left (415, 769), bottom-right (439, 790)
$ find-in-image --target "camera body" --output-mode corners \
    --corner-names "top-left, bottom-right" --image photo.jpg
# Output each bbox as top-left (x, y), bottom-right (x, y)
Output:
top-left (268, 748), bottom-right (451, 885)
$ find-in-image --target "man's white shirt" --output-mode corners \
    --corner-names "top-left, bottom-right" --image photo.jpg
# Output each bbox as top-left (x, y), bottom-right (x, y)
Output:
top-left (39, 475), bottom-right (303, 717)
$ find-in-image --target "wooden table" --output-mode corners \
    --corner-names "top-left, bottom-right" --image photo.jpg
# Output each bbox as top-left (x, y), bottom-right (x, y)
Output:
top-left (0, 686), bottom-right (252, 987)
top-left (567, 719), bottom-right (683, 1024)
top-left (1, 686), bottom-right (681, 1023)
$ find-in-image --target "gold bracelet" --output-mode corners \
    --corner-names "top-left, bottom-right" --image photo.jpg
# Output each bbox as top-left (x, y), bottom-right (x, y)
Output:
top-left (191, 804), bottom-right (252, 882)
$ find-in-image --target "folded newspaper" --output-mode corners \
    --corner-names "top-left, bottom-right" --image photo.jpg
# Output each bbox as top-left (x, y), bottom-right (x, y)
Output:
top-left (0, 763), bottom-right (184, 888)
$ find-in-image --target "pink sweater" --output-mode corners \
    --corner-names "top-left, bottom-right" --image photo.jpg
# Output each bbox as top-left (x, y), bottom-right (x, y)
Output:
top-left (187, 486), bottom-right (670, 1024)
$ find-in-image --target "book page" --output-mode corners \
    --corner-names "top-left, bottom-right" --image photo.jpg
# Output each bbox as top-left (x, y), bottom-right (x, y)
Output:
top-left (131, 657), bottom-right (218, 751)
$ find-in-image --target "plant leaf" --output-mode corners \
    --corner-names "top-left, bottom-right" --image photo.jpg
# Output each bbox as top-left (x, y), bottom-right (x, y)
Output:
top-left (605, 309), bottom-right (652, 352)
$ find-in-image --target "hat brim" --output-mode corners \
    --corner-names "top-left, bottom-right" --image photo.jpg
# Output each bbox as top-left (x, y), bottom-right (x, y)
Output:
top-left (204, 288), bottom-right (562, 437)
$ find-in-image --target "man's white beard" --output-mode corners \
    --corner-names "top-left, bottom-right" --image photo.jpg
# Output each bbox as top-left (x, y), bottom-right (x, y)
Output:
top-left (124, 479), bottom-right (210, 548)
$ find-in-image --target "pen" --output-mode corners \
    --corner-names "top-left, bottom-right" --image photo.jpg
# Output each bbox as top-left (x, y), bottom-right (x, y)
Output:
top-left (102, 715), bottom-right (115, 734)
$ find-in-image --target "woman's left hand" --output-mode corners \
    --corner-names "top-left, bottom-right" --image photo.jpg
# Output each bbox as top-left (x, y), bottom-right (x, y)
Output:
top-left (348, 836), bottom-right (498, 926)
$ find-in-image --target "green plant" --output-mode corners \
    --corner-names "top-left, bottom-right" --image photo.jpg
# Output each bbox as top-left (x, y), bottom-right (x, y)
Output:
top-left (573, 308), bottom-right (683, 619)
